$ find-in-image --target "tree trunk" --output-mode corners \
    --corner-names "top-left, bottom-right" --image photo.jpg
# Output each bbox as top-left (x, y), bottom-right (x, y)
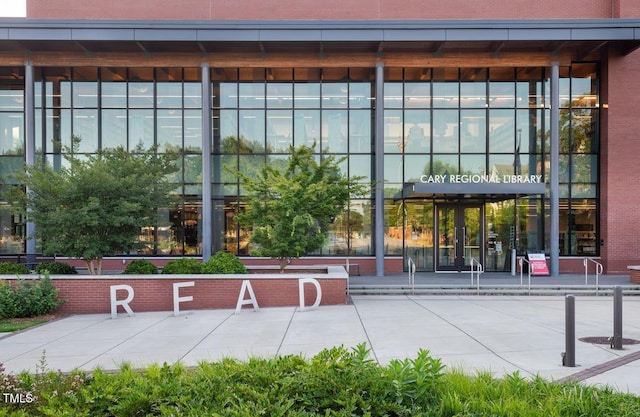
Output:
top-left (86, 259), bottom-right (95, 275)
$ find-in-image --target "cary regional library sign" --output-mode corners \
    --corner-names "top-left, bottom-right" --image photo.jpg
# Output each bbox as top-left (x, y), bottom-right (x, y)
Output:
top-left (420, 174), bottom-right (543, 184)
top-left (406, 174), bottom-right (546, 196)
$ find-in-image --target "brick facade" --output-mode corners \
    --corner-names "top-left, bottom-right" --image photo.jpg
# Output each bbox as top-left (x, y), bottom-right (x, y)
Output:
top-left (27, 0), bottom-right (616, 20)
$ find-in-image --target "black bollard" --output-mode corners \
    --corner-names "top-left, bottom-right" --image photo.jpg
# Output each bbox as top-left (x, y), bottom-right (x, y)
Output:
top-left (612, 286), bottom-right (623, 350)
top-left (563, 294), bottom-right (576, 367)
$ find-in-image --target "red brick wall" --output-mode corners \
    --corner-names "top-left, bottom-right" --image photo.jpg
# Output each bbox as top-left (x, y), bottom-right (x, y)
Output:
top-left (620, 0), bottom-right (640, 17)
top-left (27, 0), bottom-right (620, 20)
top-left (601, 47), bottom-right (640, 273)
top-left (3, 276), bottom-right (348, 315)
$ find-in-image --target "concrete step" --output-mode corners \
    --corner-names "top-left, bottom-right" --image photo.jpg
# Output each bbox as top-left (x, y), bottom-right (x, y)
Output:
top-left (348, 285), bottom-right (640, 296)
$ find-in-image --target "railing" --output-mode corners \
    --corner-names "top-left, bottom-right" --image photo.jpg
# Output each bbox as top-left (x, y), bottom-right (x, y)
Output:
top-left (584, 258), bottom-right (603, 295)
top-left (469, 257), bottom-right (483, 294)
top-left (0, 253), bottom-right (56, 270)
top-left (407, 257), bottom-right (416, 295)
top-left (518, 257), bottom-right (532, 295)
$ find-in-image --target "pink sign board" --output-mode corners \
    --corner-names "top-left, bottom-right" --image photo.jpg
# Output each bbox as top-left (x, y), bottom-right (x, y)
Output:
top-left (528, 253), bottom-right (550, 275)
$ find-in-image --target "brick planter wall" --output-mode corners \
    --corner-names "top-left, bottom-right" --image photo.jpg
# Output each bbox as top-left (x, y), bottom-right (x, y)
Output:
top-left (628, 267), bottom-right (640, 284)
top-left (1, 266), bottom-right (348, 315)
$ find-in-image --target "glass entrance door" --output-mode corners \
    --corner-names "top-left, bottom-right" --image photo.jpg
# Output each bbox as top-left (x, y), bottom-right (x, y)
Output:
top-left (436, 204), bottom-right (483, 272)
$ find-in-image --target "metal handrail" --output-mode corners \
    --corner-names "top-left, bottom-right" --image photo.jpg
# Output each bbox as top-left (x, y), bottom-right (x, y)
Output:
top-left (408, 257), bottom-right (416, 294)
top-left (584, 258), bottom-right (603, 295)
top-left (518, 257), bottom-right (532, 295)
top-left (470, 257), bottom-right (483, 294)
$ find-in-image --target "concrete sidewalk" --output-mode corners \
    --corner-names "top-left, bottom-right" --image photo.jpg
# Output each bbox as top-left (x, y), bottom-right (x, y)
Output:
top-left (1, 295), bottom-right (640, 395)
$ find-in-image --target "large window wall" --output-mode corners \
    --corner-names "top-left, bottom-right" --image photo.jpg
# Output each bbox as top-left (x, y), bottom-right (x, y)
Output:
top-left (33, 67), bottom-right (203, 255)
top-left (212, 67), bottom-right (375, 255)
top-left (384, 64), bottom-right (599, 271)
top-left (0, 67), bottom-right (25, 253)
top-left (0, 63), bottom-right (600, 266)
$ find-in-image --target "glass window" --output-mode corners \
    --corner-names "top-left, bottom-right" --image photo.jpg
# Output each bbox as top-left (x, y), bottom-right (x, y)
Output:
top-left (571, 63), bottom-right (597, 107)
top-left (571, 154), bottom-right (597, 183)
top-left (460, 110), bottom-right (486, 153)
top-left (184, 110), bottom-right (202, 152)
top-left (73, 109), bottom-right (98, 152)
top-left (349, 83), bottom-right (372, 109)
top-left (239, 83), bottom-right (264, 108)
top-left (404, 82), bottom-right (431, 108)
top-left (349, 154), bottom-right (372, 183)
top-left (157, 82), bottom-right (183, 108)
top-left (383, 83), bottom-right (403, 108)
top-left (101, 109), bottom-right (127, 149)
top-left (460, 68), bottom-right (487, 108)
top-left (404, 110), bottom-right (430, 153)
top-left (404, 155), bottom-right (430, 182)
top-left (239, 110), bottom-right (265, 153)
top-left (460, 154), bottom-right (485, 176)
top-left (294, 82), bottom-right (320, 109)
top-left (157, 109), bottom-right (183, 148)
top-left (384, 154), bottom-right (403, 183)
top-left (488, 109), bottom-right (514, 153)
top-left (383, 109), bottom-right (402, 153)
top-left (128, 109), bottom-right (154, 149)
top-left (489, 67), bottom-right (515, 108)
top-left (432, 154), bottom-right (458, 176)
top-left (516, 67), bottom-right (544, 108)
top-left (294, 109), bottom-right (320, 148)
top-left (322, 109), bottom-right (347, 153)
top-left (432, 109), bottom-right (458, 153)
top-left (101, 82), bottom-right (127, 108)
top-left (0, 113), bottom-right (24, 155)
top-left (0, 68), bottom-right (24, 110)
top-left (571, 108), bottom-right (597, 153)
top-left (266, 109), bottom-right (293, 153)
top-left (322, 83), bottom-right (348, 108)
top-left (349, 109), bottom-right (371, 153)
top-left (266, 83), bottom-right (293, 109)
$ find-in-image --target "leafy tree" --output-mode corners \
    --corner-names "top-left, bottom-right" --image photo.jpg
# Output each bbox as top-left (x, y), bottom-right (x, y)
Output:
top-left (4, 139), bottom-right (179, 274)
top-left (236, 144), bottom-right (368, 271)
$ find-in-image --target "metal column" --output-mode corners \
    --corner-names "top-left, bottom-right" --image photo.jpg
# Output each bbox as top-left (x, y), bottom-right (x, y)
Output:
top-left (201, 63), bottom-right (212, 261)
top-left (549, 62), bottom-right (560, 277)
top-left (374, 63), bottom-right (385, 276)
top-left (24, 62), bottom-right (36, 265)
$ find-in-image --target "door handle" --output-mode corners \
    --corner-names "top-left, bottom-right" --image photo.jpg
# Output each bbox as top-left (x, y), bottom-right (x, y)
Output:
top-left (462, 226), bottom-right (466, 260)
top-left (454, 227), bottom-right (458, 258)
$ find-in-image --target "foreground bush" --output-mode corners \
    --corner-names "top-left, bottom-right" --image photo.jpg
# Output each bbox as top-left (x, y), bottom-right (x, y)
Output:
top-left (0, 262), bottom-right (30, 275)
top-left (34, 262), bottom-right (77, 275)
top-left (201, 251), bottom-right (248, 274)
top-left (0, 275), bottom-right (65, 319)
top-left (161, 258), bottom-right (202, 274)
top-left (122, 259), bottom-right (158, 274)
top-left (1, 344), bottom-right (639, 417)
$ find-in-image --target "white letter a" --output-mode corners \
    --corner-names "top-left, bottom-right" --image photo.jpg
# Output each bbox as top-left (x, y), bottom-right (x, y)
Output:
top-left (235, 280), bottom-right (259, 314)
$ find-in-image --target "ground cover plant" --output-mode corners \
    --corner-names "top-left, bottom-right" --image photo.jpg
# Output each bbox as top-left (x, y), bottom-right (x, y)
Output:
top-left (1, 344), bottom-right (639, 416)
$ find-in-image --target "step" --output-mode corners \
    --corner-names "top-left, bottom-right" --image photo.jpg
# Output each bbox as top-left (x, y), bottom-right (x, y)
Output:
top-left (348, 285), bottom-right (640, 296)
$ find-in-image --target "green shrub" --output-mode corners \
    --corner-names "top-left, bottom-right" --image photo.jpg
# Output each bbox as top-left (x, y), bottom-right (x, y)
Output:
top-left (3, 345), bottom-right (640, 416)
top-left (201, 251), bottom-right (248, 274)
top-left (123, 259), bottom-right (158, 274)
top-left (35, 261), bottom-right (78, 275)
top-left (0, 261), bottom-right (30, 275)
top-left (161, 258), bottom-right (202, 274)
top-left (0, 281), bottom-right (19, 319)
top-left (0, 275), bottom-right (65, 319)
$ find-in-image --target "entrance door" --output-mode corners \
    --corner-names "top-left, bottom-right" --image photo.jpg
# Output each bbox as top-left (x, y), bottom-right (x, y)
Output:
top-left (436, 204), bottom-right (483, 272)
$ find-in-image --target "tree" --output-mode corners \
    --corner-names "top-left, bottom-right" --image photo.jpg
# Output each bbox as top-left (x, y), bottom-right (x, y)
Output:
top-left (237, 144), bottom-right (368, 271)
top-left (5, 140), bottom-right (179, 274)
